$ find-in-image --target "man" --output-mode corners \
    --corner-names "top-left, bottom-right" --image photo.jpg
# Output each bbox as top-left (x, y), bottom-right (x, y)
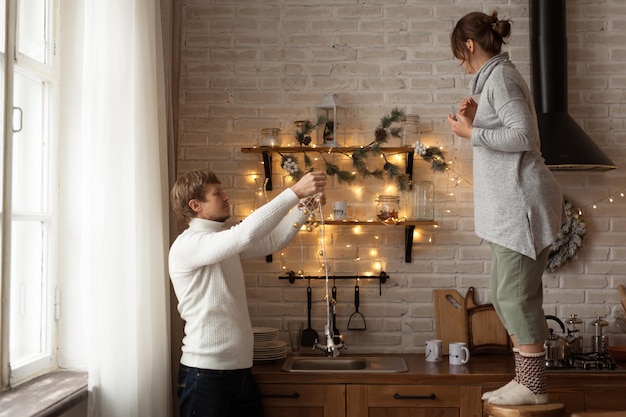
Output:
top-left (169, 169), bottom-right (326, 417)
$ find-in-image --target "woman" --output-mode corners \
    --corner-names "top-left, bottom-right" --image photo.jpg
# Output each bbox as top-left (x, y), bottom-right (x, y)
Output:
top-left (447, 11), bottom-right (563, 406)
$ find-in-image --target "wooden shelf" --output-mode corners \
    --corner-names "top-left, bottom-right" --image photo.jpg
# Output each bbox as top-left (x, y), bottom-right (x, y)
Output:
top-left (320, 220), bottom-right (437, 263)
top-left (240, 146), bottom-right (433, 262)
top-left (241, 145), bottom-right (415, 154)
top-left (321, 219), bottom-right (436, 226)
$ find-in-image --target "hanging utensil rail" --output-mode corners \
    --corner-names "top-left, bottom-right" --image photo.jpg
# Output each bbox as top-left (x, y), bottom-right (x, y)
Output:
top-left (279, 271), bottom-right (389, 295)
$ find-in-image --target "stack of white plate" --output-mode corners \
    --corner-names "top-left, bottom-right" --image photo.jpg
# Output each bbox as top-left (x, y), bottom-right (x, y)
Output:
top-left (252, 327), bottom-right (287, 362)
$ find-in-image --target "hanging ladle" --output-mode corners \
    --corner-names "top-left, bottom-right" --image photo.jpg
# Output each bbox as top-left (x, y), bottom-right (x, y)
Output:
top-left (347, 278), bottom-right (367, 330)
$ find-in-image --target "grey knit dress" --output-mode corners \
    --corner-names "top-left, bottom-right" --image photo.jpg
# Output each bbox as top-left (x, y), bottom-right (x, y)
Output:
top-left (468, 53), bottom-right (562, 260)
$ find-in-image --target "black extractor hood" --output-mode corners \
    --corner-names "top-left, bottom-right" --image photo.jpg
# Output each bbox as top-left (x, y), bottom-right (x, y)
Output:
top-left (530, 0), bottom-right (616, 171)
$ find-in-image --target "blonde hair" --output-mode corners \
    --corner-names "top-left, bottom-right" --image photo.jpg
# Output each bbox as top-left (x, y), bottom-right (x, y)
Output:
top-left (170, 170), bottom-right (221, 223)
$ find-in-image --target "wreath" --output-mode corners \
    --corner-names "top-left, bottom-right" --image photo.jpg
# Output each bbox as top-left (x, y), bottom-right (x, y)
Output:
top-left (545, 198), bottom-right (586, 272)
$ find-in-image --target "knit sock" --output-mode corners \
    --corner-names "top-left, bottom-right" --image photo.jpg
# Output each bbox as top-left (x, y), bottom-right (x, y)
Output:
top-left (488, 350), bottom-right (548, 405)
top-left (481, 348), bottom-right (520, 400)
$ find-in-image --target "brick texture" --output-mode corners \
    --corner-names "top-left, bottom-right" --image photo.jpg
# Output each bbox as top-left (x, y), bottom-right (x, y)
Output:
top-left (176, 0), bottom-right (626, 353)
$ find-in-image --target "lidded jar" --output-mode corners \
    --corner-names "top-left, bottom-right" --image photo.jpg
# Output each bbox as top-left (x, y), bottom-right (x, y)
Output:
top-left (259, 128), bottom-right (281, 147)
top-left (591, 316), bottom-right (609, 355)
top-left (401, 114), bottom-right (420, 146)
top-left (565, 314), bottom-right (583, 354)
top-left (375, 195), bottom-right (400, 223)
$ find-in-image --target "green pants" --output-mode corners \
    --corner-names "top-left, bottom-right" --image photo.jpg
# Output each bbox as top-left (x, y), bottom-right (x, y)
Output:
top-left (490, 243), bottom-right (550, 345)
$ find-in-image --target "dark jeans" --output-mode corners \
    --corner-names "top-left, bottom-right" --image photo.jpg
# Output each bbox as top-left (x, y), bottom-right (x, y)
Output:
top-left (177, 364), bottom-right (264, 417)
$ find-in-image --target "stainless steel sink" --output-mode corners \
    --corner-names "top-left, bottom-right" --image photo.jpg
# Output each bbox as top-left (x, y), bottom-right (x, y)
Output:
top-left (281, 356), bottom-right (408, 373)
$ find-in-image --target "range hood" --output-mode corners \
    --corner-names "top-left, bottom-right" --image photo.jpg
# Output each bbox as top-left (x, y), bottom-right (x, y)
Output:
top-left (530, 0), bottom-right (616, 171)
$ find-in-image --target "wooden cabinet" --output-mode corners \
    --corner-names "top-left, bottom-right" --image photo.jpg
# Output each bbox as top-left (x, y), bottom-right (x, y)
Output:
top-left (253, 355), bottom-right (626, 417)
top-left (584, 386), bottom-right (626, 412)
top-left (260, 382), bottom-right (483, 417)
top-left (259, 383), bottom-right (346, 417)
top-left (347, 384), bottom-right (482, 417)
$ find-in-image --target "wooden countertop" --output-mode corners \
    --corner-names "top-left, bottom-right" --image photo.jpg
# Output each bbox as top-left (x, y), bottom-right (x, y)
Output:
top-left (252, 353), bottom-right (626, 386)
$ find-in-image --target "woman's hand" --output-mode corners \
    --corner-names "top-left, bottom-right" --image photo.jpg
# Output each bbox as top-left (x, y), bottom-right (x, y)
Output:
top-left (458, 97), bottom-right (477, 122)
top-left (447, 97), bottom-right (477, 139)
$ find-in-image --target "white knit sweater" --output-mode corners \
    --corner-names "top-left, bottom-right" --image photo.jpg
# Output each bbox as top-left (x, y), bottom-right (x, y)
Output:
top-left (169, 188), bottom-right (307, 370)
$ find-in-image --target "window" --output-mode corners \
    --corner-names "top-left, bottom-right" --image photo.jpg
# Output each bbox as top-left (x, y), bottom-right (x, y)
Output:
top-left (1, 0), bottom-right (58, 386)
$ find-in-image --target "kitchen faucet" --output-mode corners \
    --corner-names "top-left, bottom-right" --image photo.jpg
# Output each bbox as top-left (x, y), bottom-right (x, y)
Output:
top-left (313, 331), bottom-right (347, 357)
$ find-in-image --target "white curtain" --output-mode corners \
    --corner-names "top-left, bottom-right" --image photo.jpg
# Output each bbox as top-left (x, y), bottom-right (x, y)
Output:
top-left (77, 0), bottom-right (172, 416)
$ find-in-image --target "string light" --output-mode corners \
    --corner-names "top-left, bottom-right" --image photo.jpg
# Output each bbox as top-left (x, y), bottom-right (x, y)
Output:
top-left (582, 186), bottom-right (625, 210)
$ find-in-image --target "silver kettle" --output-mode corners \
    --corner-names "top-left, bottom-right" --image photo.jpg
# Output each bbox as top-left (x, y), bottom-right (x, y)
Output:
top-left (544, 315), bottom-right (572, 367)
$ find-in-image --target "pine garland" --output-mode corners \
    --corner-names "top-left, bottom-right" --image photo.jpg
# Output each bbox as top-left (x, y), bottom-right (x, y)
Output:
top-left (280, 107), bottom-right (449, 191)
top-left (545, 198), bottom-right (586, 272)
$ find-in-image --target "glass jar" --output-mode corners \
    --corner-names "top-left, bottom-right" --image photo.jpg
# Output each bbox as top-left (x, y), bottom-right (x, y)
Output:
top-left (565, 314), bottom-right (583, 354)
top-left (591, 316), bottom-right (609, 355)
top-left (259, 128), bottom-right (281, 147)
top-left (401, 114), bottom-right (420, 146)
top-left (375, 195), bottom-right (400, 223)
top-left (406, 180), bottom-right (434, 221)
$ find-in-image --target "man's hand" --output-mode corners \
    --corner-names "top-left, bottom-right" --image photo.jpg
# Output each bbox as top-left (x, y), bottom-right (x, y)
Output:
top-left (291, 171), bottom-right (327, 198)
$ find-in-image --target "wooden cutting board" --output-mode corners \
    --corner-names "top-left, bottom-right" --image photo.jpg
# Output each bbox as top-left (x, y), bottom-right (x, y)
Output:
top-left (465, 287), bottom-right (511, 354)
top-left (433, 289), bottom-right (468, 355)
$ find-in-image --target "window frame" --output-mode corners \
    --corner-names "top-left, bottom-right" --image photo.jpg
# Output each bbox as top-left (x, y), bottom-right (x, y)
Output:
top-left (0, 0), bottom-right (59, 388)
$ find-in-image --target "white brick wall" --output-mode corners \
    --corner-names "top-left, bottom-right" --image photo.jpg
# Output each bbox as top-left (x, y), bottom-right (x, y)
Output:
top-left (177, 0), bottom-right (626, 353)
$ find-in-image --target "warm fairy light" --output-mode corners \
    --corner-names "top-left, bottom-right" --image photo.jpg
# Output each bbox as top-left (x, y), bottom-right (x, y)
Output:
top-left (393, 154), bottom-right (403, 163)
top-left (373, 261), bottom-right (382, 272)
top-left (374, 235), bottom-right (379, 240)
top-left (352, 226), bottom-right (362, 234)
top-left (370, 249), bottom-right (378, 257)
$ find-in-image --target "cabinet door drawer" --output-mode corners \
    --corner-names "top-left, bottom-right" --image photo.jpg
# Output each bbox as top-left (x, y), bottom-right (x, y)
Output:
top-left (585, 386), bottom-right (626, 410)
top-left (259, 383), bottom-right (325, 407)
top-left (367, 385), bottom-right (460, 407)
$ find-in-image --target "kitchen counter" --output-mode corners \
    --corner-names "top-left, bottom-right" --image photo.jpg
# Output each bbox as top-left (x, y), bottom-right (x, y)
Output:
top-left (254, 354), bottom-right (626, 415)
top-left (253, 353), bottom-right (626, 385)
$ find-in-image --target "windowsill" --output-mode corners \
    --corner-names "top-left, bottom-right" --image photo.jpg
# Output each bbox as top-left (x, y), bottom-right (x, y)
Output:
top-left (0, 370), bottom-right (88, 417)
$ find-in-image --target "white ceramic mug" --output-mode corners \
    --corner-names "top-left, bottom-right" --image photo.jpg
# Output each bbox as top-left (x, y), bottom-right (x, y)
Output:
top-left (425, 339), bottom-right (443, 362)
top-left (449, 342), bottom-right (470, 365)
top-left (332, 201), bottom-right (354, 220)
